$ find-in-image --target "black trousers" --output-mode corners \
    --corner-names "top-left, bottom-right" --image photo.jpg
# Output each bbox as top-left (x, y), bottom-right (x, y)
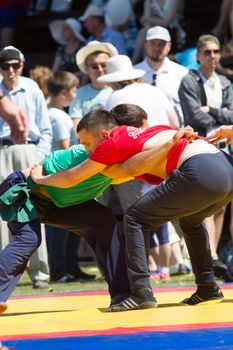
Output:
top-left (124, 152), bottom-right (233, 296)
top-left (0, 172), bottom-right (130, 302)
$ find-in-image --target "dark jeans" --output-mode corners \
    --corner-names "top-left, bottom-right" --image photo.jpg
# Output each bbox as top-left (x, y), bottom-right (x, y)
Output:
top-left (124, 152), bottom-right (233, 296)
top-left (45, 225), bottom-right (81, 281)
top-left (0, 172), bottom-right (130, 302)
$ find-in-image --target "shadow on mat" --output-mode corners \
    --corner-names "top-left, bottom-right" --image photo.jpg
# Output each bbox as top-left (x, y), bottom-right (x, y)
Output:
top-left (0, 309), bottom-right (80, 317)
top-left (98, 299), bottom-right (232, 312)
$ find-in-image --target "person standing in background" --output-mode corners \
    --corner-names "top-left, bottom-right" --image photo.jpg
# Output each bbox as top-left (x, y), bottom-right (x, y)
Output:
top-left (46, 70), bottom-right (96, 282)
top-left (0, 46), bottom-right (52, 289)
top-left (178, 34), bottom-right (233, 283)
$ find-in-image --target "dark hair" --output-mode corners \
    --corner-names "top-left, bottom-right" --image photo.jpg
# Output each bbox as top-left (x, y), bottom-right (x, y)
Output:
top-left (110, 104), bottom-right (148, 127)
top-left (77, 110), bottom-right (117, 134)
top-left (47, 70), bottom-right (79, 97)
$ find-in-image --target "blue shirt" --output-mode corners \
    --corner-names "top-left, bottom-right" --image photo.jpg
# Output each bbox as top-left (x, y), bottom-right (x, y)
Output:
top-left (0, 76), bottom-right (52, 159)
top-left (87, 27), bottom-right (127, 55)
top-left (69, 83), bottom-right (112, 119)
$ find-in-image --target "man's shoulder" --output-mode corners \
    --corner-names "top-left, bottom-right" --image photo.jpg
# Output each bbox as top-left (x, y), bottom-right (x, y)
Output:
top-left (166, 58), bottom-right (188, 76)
top-left (19, 76), bottom-right (41, 90)
top-left (134, 59), bottom-right (148, 70)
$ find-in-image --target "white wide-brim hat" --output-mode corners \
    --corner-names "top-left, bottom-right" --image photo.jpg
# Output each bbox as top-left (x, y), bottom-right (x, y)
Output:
top-left (97, 55), bottom-right (145, 83)
top-left (76, 40), bottom-right (118, 74)
top-left (105, 0), bottom-right (132, 27)
top-left (49, 18), bottom-right (86, 45)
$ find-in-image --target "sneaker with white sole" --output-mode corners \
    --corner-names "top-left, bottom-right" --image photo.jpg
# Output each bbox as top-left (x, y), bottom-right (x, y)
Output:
top-left (106, 296), bottom-right (157, 312)
top-left (180, 285), bottom-right (224, 305)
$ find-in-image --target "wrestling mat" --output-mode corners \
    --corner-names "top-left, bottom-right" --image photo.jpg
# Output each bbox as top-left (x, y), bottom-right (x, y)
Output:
top-left (1, 285), bottom-right (233, 349)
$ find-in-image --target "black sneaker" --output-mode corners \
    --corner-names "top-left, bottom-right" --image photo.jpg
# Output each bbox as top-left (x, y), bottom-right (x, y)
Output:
top-left (181, 285), bottom-right (224, 305)
top-left (68, 268), bottom-right (96, 281)
top-left (106, 295), bottom-right (157, 312)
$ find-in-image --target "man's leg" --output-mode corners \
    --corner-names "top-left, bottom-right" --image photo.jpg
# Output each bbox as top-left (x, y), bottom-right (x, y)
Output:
top-left (0, 220), bottom-right (41, 310)
top-left (34, 196), bottom-right (131, 303)
top-left (112, 153), bottom-right (233, 310)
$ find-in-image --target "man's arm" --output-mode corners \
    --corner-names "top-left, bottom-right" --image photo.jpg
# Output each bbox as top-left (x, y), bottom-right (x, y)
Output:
top-left (205, 125), bottom-right (233, 145)
top-left (31, 126), bottom-right (196, 188)
top-left (30, 158), bottom-right (107, 188)
top-left (0, 95), bottom-right (28, 143)
top-left (101, 126), bottom-right (196, 178)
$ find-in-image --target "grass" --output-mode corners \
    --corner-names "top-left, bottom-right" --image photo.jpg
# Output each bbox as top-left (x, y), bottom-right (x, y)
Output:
top-left (12, 263), bottom-right (197, 298)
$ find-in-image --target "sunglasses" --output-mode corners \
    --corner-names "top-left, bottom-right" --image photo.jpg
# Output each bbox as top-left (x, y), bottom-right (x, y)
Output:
top-left (203, 49), bottom-right (220, 56)
top-left (87, 63), bottom-right (106, 70)
top-left (0, 62), bottom-right (21, 71)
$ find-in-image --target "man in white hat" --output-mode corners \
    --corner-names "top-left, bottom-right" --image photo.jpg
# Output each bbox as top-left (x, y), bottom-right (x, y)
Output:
top-left (134, 26), bottom-right (188, 125)
top-left (79, 4), bottom-right (127, 55)
top-left (68, 40), bottom-right (118, 130)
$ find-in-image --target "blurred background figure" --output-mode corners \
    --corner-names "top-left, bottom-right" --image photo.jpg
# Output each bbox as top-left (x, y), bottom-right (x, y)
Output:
top-left (29, 65), bottom-right (52, 103)
top-left (0, 0), bottom-right (29, 48)
top-left (49, 17), bottom-right (86, 83)
top-left (131, 0), bottom-right (185, 63)
top-left (90, 0), bottom-right (138, 57)
top-left (79, 4), bottom-right (127, 55)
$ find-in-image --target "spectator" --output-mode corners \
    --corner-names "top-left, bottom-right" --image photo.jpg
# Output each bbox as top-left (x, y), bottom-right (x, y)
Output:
top-left (131, 0), bottom-right (186, 63)
top-left (29, 65), bottom-right (52, 103)
top-left (0, 1), bottom-right (29, 47)
top-left (178, 34), bottom-right (233, 282)
top-left (79, 4), bottom-right (127, 55)
top-left (212, 0), bottom-right (233, 42)
top-left (0, 45), bottom-right (52, 289)
top-left (45, 70), bottom-right (96, 282)
top-left (134, 26), bottom-right (188, 126)
top-left (90, 0), bottom-right (138, 57)
top-left (69, 40), bottom-right (118, 130)
top-left (49, 18), bottom-right (86, 82)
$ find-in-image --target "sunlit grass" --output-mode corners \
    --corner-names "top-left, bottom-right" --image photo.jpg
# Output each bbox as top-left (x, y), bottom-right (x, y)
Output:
top-left (12, 263), bottom-right (197, 297)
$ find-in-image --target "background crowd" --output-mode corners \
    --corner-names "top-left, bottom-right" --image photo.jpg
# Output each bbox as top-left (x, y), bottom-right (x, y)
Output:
top-left (0, 0), bottom-right (233, 290)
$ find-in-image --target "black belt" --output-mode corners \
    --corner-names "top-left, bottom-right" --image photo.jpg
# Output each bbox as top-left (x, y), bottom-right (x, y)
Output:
top-left (0, 139), bottom-right (39, 146)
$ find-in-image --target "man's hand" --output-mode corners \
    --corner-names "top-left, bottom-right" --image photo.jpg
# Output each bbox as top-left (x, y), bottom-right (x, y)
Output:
top-left (205, 125), bottom-right (233, 145)
top-left (30, 164), bottom-right (44, 184)
top-left (0, 96), bottom-right (29, 143)
top-left (172, 125), bottom-right (198, 143)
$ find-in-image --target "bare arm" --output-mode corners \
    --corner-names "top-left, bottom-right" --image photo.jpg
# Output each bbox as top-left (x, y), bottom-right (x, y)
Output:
top-left (0, 95), bottom-right (28, 143)
top-left (101, 126), bottom-right (197, 178)
top-left (30, 158), bottom-right (107, 188)
top-left (57, 138), bottom-right (71, 150)
top-left (205, 125), bottom-right (233, 145)
top-left (141, 0), bottom-right (179, 27)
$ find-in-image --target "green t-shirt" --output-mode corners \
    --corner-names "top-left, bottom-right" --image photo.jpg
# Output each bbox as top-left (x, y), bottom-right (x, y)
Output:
top-left (40, 145), bottom-right (112, 207)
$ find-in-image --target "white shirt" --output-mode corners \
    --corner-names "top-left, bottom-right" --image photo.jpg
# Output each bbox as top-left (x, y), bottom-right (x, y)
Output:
top-left (134, 57), bottom-right (188, 124)
top-left (105, 82), bottom-right (175, 126)
top-left (48, 107), bottom-right (77, 151)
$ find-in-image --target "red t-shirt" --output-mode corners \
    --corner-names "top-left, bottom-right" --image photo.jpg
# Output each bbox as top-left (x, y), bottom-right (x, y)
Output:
top-left (90, 125), bottom-right (188, 184)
